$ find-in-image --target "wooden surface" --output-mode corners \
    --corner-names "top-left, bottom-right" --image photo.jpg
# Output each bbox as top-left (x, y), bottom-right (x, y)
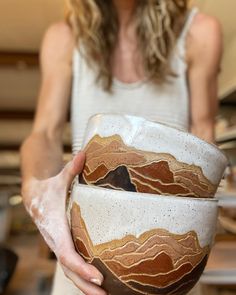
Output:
top-left (201, 241), bottom-right (236, 285)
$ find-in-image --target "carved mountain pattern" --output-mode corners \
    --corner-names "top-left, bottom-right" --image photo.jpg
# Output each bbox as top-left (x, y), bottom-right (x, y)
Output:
top-left (79, 135), bottom-right (216, 198)
top-left (71, 203), bottom-right (209, 295)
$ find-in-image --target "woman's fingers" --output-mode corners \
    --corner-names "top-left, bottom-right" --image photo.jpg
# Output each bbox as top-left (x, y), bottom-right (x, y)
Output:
top-left (56, 225), bottom-right (106, 294)
top-left (59, 247), bottom-right (104, 286)
top-left (60, 151), bottom-right (86, 187)
top-left (56, 151), bottom-right (105, 293)
top-left (56, 222), bottom-right (104, 284)
top-left (62, 265), bottom-right (107, 295)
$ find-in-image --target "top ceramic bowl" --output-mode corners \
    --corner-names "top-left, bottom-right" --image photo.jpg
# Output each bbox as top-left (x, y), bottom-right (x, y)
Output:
top-left (79, 113), bottom-right (228, 198)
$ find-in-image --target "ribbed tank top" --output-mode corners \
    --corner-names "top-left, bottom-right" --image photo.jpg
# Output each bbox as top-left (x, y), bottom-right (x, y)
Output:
top-left (71, 8), bottom-right (198, 154)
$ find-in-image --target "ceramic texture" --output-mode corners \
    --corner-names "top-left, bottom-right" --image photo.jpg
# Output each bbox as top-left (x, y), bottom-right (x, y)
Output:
top-left (79, 114), bottom-right (228, 198)
top-left (70, 184), bottom-right (218, 295)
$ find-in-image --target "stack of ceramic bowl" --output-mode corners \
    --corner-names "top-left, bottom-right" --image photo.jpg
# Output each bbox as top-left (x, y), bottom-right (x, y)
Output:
top-left (70, 114), bottom-right (228, 295)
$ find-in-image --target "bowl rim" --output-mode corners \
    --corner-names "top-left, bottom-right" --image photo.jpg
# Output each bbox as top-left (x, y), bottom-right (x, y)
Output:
top-left (73, 183), bottom-right (219, 203)
top-left (87, 113), bottom-right (228, 165)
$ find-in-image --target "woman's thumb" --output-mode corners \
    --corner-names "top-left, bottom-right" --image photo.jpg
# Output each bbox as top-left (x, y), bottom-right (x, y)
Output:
top-left (61, 151), bottom-right (86, 185)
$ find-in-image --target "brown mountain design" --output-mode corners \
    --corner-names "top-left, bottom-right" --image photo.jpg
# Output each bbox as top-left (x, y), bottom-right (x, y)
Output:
top-left (79, 134), bottom-right (216, 198)
top-left (71, 203), bottom-right (209, 295)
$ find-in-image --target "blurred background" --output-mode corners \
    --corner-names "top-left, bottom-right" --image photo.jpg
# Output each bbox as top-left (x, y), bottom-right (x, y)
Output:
top-left (0, 0), bottom-right (236, 294)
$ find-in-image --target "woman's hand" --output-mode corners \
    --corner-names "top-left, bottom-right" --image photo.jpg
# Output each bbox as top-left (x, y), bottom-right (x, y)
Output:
top-left (22, 152), bottom-right (107, 295)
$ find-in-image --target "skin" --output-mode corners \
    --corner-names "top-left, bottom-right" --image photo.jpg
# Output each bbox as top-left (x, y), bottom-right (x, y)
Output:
top-left (20, 1), bottom-right (223, 294)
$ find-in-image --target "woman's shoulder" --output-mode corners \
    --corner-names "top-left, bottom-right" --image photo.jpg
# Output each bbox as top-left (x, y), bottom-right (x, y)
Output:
top-left (190, 11), bottom-right (222, 41)
top-left (187, 11), bottom-right (223, 64)
top-left (44, 21), bottom-right (74, 42)
top-left (40, 21), bottom-right (75, 65)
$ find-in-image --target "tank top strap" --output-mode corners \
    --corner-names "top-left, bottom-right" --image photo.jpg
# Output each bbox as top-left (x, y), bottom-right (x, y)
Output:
top-left (176, 7), bottom-right (199, 60)
top-left (179, 7), bottom-right (199, 41)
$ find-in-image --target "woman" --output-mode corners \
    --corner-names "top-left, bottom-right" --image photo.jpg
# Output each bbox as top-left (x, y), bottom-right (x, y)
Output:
top-left (20, 0), bottom-right (222, 294)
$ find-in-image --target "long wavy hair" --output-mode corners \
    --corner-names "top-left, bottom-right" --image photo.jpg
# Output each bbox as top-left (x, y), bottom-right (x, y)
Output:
top-left (66, 0), bottom-right (188, 92)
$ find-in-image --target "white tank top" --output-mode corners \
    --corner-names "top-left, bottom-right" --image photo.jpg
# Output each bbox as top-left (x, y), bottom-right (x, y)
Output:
top-left (71, 8), bottom-right (198, 154)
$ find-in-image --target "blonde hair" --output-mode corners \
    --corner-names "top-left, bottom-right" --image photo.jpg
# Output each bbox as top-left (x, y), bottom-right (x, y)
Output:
top-left (67, 0), bottom-right (188, 92)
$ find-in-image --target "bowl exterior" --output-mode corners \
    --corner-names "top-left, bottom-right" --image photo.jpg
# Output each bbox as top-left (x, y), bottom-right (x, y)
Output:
top-left (70, 184), bottom-right (218, 295)
top-left (79, 114), bottom-right (228, 198)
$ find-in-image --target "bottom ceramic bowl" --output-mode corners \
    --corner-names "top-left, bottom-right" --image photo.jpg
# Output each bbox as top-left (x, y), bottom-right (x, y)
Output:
top-left (70, 184), bottom-right (218, 295)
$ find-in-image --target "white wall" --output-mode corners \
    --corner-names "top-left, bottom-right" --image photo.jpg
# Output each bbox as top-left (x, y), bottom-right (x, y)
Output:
top-left (0, 0), bottom-right (64, 51)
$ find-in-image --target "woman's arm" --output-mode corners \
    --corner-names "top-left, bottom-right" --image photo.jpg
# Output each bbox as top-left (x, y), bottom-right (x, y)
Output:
top-left (20, 22), bottom-right (106, 295)
top-left (21, 22), bottom-right (73, 182)
top-left (187, 13), bottom-right (223, 143)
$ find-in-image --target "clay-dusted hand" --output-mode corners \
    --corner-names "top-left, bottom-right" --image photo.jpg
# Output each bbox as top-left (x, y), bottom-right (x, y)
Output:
top-left (22, 152), bottom-right (107, 295)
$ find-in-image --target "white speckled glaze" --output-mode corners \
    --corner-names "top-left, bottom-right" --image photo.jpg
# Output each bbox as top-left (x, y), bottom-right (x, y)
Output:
top-left (82, 113), bottom-right (228, 185)
top-left (70, 184), bottom-right (218, 248)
